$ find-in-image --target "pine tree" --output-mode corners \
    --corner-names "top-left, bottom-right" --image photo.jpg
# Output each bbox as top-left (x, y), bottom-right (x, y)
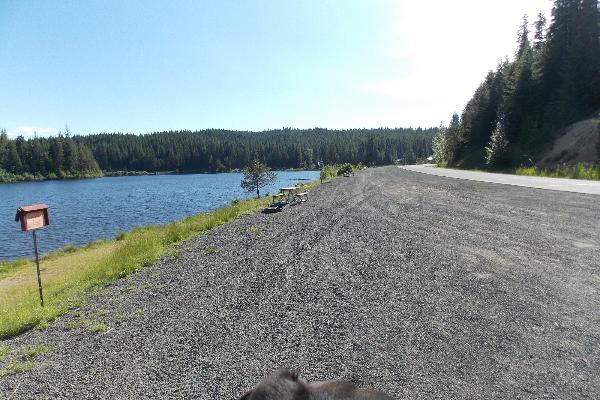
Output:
top-left (485, 121), bottom-right (510, 168)
top-left (63, 139), bottom-right (79, 173)
top-left (0, 129), bottom-right (8, 168)
top-left (516, 15), bottom-right (530, 59)
top-left (6, 141), bottom-right (23, 173)
top-left (505, 21), bottom-right (535, 147)
top-left (533, 13), bottom-right (547, 51)
top-left (49, 137), bottom-right (64, 174)
top-left (445, 113), bottom-right (462, 165)
top-left (29, 139), bottom-right (47, 175)
top-left (573, 0), bottom-right (600, 117)
top-left (432, 123), bottom-right (449, 166)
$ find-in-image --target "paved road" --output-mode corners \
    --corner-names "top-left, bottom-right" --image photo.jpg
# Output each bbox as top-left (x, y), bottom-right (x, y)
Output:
top-left (401, 164), bottom-right (600, 195)
top-left (1, 167), bottom-right (599, 399)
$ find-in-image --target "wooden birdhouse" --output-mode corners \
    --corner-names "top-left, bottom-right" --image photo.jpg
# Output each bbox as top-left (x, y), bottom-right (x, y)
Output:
top-left (15, 204), bottom-right (51, 232)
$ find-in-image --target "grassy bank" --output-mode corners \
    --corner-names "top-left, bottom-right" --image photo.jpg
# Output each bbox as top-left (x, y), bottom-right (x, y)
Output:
top-left (0, 195), bottom-right (275, 339)
top-left (515, 163), bottom-right (600, 180)
top-left (0, 177), bottom-right (326, 340)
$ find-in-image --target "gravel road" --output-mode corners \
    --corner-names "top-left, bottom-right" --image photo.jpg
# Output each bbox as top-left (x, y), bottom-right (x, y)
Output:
top-left (1, 166), bottom-right (599, 399)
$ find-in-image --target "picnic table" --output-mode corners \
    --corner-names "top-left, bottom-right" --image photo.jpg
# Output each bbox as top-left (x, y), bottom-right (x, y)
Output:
top-left (280, 187), bottom-right (299, 202)
top-left (263, 186), bottom-right (309, 213)
top-left (295, 192), bottom-right (308, 202)
top-left (271, 193), bottom-right (286, 202)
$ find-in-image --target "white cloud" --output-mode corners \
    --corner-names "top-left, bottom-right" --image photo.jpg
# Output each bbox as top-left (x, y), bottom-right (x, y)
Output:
top-left (360, 0), bottom-right (553, 127)
top-left (9, 126), bottom-right (55, 139)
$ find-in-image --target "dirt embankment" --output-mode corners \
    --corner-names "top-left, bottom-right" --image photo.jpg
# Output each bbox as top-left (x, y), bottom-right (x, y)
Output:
top-left (540, 112), bottom-right (599, 166)
top-left (1, 167), bottom-right (599, 399)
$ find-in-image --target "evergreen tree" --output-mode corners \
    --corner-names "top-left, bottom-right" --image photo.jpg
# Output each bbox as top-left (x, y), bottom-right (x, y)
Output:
top-left (240, 159), bottom-right (276, 198)
top-left (29, 139), bottom-right (47, 175)
top-left (533, 12), bottom-right (547, 51)
top-left (0, 129), bottom-right (8, 167)
top-left (432, 123), bottom-right (449, 166)
top-left (63, 139), bottom-right (79, 173)
top-left (485, 121), bottom-right (510, 167)
top-left (516, 15), bottom-right (530, 59)
top-left (505, 23), bottom-right (535, 148)
top-left (574, 0), bottom-right (600, 117)
top-left (49, 137), bottom-right (64, 174)
top-left (5, 141), bottom-right (22, 173)
top-left (445, 113), bottom-right (462, 165)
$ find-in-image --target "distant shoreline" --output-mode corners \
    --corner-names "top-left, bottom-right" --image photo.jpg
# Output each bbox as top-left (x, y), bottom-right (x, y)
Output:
top-left (0, 168), bottom-right (319, 184)
top-left (0, 170), bottom-right (104, 184)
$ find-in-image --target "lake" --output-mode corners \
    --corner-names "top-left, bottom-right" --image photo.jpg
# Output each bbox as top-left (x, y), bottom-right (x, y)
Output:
top-left (0, 171), bottom-right (319, 261)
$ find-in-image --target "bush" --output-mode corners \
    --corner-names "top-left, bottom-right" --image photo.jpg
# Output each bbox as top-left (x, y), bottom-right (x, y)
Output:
top-left (515, 163), bottom-right (600, 180)
top-left (320, 165), bottom-right (338, 181)
top-left (337, 163), bottom-right (353, 176)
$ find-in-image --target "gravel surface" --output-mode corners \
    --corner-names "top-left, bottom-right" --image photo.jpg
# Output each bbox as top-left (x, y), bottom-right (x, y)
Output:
top-left (1, 166), bottom-right (599, 399)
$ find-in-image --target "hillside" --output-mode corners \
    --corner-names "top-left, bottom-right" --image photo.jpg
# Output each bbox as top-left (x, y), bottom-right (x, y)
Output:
top-left (433, 0), bottom-right (600, 169)
top-left (539, 112), bottom-right (600, 166)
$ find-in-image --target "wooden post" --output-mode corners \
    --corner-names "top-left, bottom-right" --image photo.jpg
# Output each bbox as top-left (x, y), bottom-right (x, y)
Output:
top-left (32, 230), bottom-right (44, 307)
top-left (15, 204), bottom-right (50, 307)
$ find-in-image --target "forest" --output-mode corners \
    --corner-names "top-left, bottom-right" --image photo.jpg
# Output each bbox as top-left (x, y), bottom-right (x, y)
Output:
top-left (434, 0), bottom-right (600, 169)
top-left (0, 127), bottom-right (435, 181)
top-left (0, 128), bottom-right (101, 182)
top-left (78, 128), bottom-right (435, 172)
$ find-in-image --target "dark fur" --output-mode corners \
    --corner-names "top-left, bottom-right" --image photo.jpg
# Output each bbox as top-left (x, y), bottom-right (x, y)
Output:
top-left (238, 368), bottom-right (393, 400)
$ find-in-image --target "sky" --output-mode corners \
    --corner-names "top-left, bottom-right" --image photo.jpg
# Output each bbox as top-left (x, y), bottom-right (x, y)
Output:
top-left (0, 0), bottom-right (554, 138)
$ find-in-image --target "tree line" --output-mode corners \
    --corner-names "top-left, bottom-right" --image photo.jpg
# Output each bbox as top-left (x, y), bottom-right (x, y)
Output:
top-left (434, 0), bottom-right (600, 168)
top-left (0, 128), bottom-right (101, 182)
top-left (0, 127), bottom-right (435, 181)
top-left (77, 127), bottom-right (434, 172)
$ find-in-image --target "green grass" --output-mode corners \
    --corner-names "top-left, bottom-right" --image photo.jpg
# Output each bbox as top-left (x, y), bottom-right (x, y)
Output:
top-left (515, 163), bottom-right (600, 180)
top-left (88, 323), bottom-right (108, 334)
top-left (23, 344), bottom-right (52, 359)
top-left (0, 259), bottom-right (32, 279)
top-left (0, 345), bottom-right (10, 362)
top-left (205, 246), bottom-right (219, 254)
top-left (65, 320), bottom-right (82, 331)
top-left (0, 361), bottom-right (34, 377)
top-left (35, 320), bottom-right (49, 331)
top-left (0, 195), bottom-right (272, 339)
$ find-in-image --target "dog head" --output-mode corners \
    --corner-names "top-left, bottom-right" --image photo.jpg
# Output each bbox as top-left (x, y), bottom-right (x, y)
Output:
top-left (238, 368), bottom-right (309, 400)
top-left (237, 368), bottom-right (393, 400)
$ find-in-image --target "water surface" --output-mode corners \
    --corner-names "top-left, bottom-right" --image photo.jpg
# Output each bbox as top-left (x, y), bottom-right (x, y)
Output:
top-left (0, 171), bottom-right (319, 261)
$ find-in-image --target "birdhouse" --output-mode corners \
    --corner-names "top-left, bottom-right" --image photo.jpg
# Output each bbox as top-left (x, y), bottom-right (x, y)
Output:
top-left (15, 204), bottom-right (51, 232)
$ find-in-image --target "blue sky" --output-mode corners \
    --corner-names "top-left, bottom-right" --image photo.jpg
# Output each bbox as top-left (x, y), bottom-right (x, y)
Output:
top-left (1, 0), bottom-right (552, 138)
